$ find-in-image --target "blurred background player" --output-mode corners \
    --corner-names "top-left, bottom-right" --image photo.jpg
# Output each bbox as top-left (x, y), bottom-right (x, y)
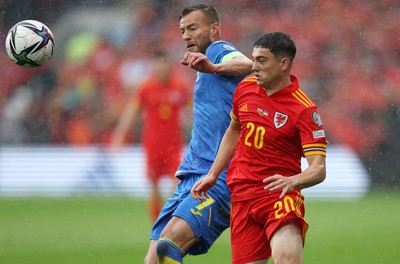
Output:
top-left (111, 51), bottom-right (191, 222)
top-left (144, 4), bottom-right (253, 264)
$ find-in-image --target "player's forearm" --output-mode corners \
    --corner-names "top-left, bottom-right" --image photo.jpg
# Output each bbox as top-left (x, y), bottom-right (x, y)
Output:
top-left (292, 156), bottom-right (326, 189)
top-left (112, 105), bottom-right (136, 145)
top-left (114, 115), bottom-right (132, 138)
top-left (213, 57), bottom-right (253, 76)
top-left (111, 122), bottom-right (129, 146)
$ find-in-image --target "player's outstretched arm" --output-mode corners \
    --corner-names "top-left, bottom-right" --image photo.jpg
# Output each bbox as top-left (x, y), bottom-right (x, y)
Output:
top-left (191, 121), bottom-right (241, 202)
top-left (181, 52), bottom-right (252, 76)
top-left (213, 55), bottom-right (253, 76)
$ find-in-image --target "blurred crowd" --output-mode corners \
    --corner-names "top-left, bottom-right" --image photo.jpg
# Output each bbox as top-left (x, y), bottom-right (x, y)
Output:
top-left (0, 0), bottom-right (399, 186)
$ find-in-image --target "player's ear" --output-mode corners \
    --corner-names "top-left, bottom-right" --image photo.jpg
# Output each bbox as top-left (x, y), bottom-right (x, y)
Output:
top-left (281, 57), bottom-right (291, 71)
top-left (210, 23), bottom-right (219, 37)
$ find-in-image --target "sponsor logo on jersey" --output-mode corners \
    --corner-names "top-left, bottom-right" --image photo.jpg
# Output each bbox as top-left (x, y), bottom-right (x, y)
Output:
top-left (239, 104), bottom-right (248, 112)
top-left (274, 112), bottom-right (288, 128)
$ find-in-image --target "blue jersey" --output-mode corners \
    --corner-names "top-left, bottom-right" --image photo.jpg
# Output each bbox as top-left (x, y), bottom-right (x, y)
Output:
top-left (176, 41), bottom-right (247, 178)
top-left (151, 41), bottom-right (248, 255)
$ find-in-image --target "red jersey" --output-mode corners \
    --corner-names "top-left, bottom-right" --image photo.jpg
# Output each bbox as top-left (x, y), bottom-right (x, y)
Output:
top-left (228, 75), bottom-right (327, 202)
top-left (136, 75), bottom-right (190, 151)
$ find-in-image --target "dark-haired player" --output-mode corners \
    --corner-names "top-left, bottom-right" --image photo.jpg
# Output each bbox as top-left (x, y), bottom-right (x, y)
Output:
top-left (192, 32), bottom-right (327, 264)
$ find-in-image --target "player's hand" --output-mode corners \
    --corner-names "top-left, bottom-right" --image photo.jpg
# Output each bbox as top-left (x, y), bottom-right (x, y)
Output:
top-left (263, 174), bottom-right (296, 199)
top-left (181, 52), bottom-right (216, 73)
top-left (191, 174), bottom-right (217, 203)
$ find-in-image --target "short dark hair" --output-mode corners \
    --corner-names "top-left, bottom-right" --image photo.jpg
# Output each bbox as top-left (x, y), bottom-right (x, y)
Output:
top-left (254, 32), bottom-right (296, 61)
top-left (180, 4), bottom-right (220, 24)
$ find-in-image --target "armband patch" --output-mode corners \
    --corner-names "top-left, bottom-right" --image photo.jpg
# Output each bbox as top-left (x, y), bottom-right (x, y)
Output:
top-left (313, 130), bottom-right (325, 139)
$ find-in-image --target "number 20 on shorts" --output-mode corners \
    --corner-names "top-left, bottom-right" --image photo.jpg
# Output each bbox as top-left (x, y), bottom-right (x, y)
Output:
top-left (274, 196), bottom-right (302, 219)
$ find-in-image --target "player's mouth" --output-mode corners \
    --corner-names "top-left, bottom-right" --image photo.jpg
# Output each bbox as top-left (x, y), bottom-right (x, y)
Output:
top-left (186, 43), bottom-right (196, 51)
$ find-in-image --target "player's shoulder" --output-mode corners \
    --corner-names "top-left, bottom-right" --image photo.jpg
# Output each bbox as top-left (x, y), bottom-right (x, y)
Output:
top-left (209, 40), bottom-right (238, 52)
top-left (207, 40), bottom-right (246, 64)
top-left (136, 79), bottom-right (155, 93)
top-left (237, 75), bottom-right (257, 87)
top-left (234, 76), bottom-right (258, 96)
top-left (240, 75), bottom-right (257, 83)
top-left (286, 75), bottom-right (317, 109)
top-left (140, 76), bottom-right (158, 86)
top-left (290, 88), bottom-right (318, 110)
top-left (170, 74), bottom-right (187, 87)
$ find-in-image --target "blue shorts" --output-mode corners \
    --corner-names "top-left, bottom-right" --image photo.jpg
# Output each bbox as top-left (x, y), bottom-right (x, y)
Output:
top-left (150, 172), bottom-right (231, 255)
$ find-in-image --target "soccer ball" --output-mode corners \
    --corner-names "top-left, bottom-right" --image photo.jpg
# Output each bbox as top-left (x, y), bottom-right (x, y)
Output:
top-left (5, 20), bottom-right (55, 68)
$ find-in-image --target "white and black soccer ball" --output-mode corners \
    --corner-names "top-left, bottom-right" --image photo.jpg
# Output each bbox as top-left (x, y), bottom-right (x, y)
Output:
top-left (5, 20), bottom-right (55, 68)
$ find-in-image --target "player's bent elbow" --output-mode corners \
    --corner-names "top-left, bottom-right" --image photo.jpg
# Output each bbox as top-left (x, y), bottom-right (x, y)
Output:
top-left (318, 173), bottom-right (326, 184)
top-left (317, 165), bottom-right (327, 184)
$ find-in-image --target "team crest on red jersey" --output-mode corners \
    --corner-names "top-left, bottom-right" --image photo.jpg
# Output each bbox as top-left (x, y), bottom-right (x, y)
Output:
top-left (274, 112), bottom-right (288, 128)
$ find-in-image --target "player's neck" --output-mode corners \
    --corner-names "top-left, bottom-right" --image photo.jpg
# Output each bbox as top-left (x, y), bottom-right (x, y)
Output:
top-left (263, 77), bottom-right (292, 96)
top-left (211, 35), bottom-right (221, 42)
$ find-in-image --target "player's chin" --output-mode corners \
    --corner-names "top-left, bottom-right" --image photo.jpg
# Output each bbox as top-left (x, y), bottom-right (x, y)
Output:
top-left (255, 79), bottom-right (264, 87)
top-left (186, 46), bottom-right (198, 52)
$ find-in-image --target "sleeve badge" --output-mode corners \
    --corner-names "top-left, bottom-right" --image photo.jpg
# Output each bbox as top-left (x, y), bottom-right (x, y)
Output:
top-left (312, 111), bottom-right (323, 127)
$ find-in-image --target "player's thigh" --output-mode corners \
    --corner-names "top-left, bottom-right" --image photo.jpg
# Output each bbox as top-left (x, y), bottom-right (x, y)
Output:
top-left (160, 216), bottom-right (200, 252)
top-left (176, 176), bottom-right (231, 237)
top-left (231, 200), bottom-right (270, 263)
top-left (150, 181), bottom-right (187, 241)
top-left (245, 260), bottom-right (268, 264)
top-left (172, 176), bottom-right (230, 255)
top-left (270, 221), bottom-right (303, 263)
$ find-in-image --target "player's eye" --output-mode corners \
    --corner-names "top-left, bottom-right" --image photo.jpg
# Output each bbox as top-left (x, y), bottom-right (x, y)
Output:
top-left (257, 57), bottom-right (267, 63)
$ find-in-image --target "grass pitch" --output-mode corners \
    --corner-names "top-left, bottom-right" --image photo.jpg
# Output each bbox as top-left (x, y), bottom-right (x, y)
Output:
top-left (0, 190), bottom-right (399, 263)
